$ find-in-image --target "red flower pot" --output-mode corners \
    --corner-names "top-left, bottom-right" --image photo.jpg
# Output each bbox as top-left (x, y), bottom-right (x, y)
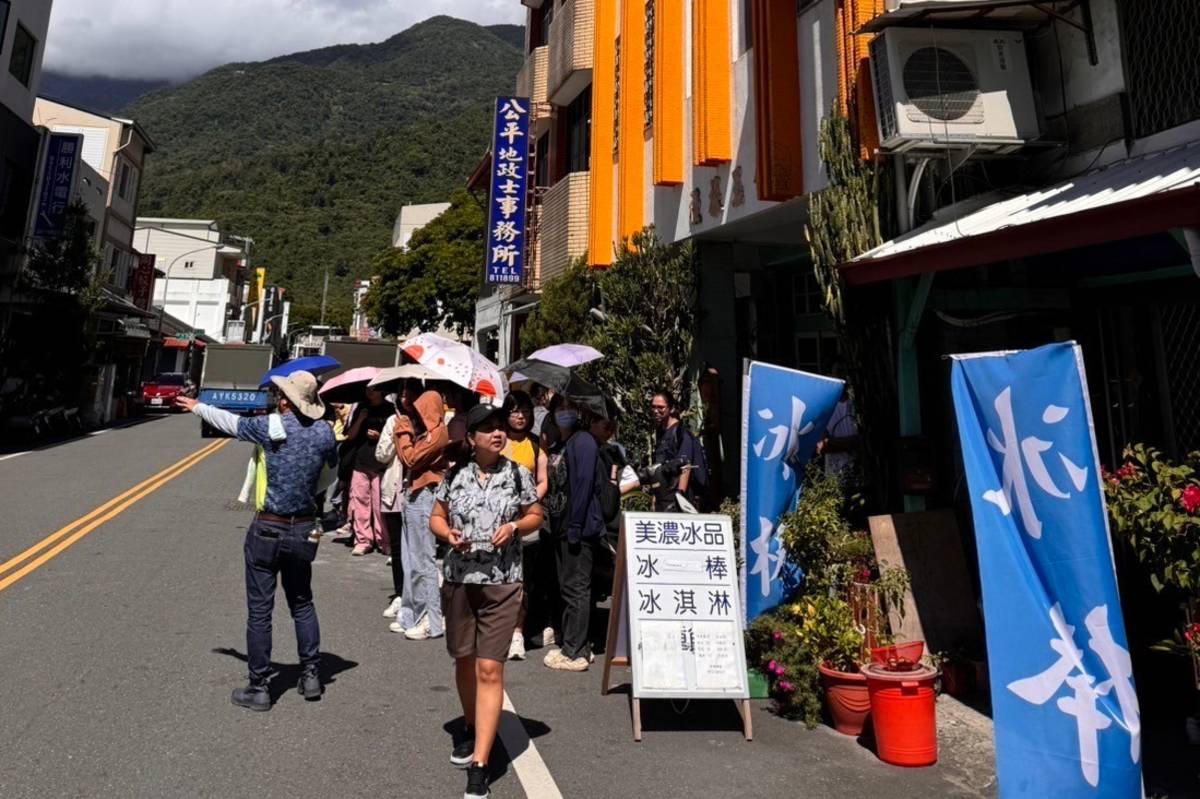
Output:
top-left (818, 662), bottom-right (871, 735)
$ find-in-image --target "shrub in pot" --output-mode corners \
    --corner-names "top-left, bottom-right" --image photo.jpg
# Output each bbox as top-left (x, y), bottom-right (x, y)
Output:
top-left (791, 596), bottom-right (871, 735)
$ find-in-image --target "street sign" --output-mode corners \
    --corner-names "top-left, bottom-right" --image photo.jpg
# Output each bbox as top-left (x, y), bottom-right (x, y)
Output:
top-left (131, 254), bottom-right (157, 310)
top-left (603, 512), bottom-right (752, 741)
top-left (485, 96), bottom-right (530, 286)
top-left (34, 133), bottom-right (82, 238)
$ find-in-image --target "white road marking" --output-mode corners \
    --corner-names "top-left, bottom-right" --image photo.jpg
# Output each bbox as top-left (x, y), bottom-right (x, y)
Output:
top-left (0, 451), bottom-right (31, 462)
top-left (500, 690), bottom-right (563, 799)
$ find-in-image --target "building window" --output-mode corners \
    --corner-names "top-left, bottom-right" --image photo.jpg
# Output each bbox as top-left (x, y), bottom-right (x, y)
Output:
top-left (0, 2), bottom-right (11, 56)
top-left (117, 160), bottom-right (131, 199)
top-left (1119, 0), bottom-right (1200, 138)
top-left (565, 86), bottom-right (592, 174)
top-left (534, 132), bottom-right (550, 188)
top-left (531, 1), bottom-right (554, 50)
top-left (8, 22), bottom-right (35, 87)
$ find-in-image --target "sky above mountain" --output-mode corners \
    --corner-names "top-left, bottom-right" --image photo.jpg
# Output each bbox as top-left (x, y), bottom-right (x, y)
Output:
top-left (45, 0), bottom-right (525, 80)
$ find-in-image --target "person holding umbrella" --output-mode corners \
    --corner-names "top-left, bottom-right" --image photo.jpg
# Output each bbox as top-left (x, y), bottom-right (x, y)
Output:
top-left (393, 384), bottom-right (452, 641)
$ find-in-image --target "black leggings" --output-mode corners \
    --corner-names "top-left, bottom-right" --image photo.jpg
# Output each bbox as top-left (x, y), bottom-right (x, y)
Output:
top-left (385, 512), bottom-right (404, 597)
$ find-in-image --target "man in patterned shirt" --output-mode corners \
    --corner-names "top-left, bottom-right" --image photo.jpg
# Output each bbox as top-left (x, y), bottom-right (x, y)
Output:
top-left (430, 404), bottom-right (542, 799)
top-left (177, 371), bottom-right (337, 712)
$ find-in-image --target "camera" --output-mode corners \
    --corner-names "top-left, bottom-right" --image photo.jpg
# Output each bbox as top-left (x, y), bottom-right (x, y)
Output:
top-left (636, 458), bottom-right (689, 489)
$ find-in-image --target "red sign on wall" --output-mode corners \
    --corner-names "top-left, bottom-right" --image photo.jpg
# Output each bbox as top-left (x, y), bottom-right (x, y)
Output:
top-left (132, 253), bottom-right (157, 310)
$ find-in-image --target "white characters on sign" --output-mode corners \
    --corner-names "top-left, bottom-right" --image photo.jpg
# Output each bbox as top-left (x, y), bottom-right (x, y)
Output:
top-left (981, 387), bottom-right (1090, 539)
top-left (752, 396), bottom-right (815, 482)
top-left (1007, 603), bottom-right (1141, 788)
top-left (491, 245), bottom-right (519, 269)
top-left (492, 221), bottom-right (519, 243)
top-left (748, 516), bottom-right (786, 598)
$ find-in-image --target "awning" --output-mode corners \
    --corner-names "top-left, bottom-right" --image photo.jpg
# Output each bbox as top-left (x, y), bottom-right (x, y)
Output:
top-left (842, 140), bottom-right (1200, 286)
top-left (859, 0), bottom-right (1088, 32)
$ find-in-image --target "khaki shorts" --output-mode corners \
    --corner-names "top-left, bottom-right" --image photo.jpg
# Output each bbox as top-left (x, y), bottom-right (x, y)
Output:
top-left (441, 581), bottom-right (523, 662)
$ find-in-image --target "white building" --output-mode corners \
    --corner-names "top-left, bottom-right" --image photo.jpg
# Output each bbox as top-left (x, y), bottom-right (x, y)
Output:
top-left (392, 202), bottom-right (451, 249)
top-left (33, 98), bottom-right (156, 293)
top-left (133, 218), bottom-right (251, 343)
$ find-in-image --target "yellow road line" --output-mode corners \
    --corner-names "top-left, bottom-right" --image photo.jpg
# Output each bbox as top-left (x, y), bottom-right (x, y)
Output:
top-left (0, 439), bottom-right (230, 594)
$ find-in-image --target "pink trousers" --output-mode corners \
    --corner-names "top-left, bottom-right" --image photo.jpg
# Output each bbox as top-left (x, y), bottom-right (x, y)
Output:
top-left (349, 470), bottom-right (387, 553)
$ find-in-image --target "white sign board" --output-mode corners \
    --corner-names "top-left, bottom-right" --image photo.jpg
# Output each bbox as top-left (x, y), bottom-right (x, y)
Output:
top-left (619, 513), bottom-right (749, 701)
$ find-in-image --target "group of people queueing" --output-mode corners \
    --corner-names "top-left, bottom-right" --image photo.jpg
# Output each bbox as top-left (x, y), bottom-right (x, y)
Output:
top-left (179, 372), bottom-right (709, 799)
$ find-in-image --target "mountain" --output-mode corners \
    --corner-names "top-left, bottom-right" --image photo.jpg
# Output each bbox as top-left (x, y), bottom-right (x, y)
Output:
top-left (486, 24), bottom-right (526, 50)
top-left (40, 71), bottom-right (171, 114)
top-left (124, 16), bottom-right (523, 328)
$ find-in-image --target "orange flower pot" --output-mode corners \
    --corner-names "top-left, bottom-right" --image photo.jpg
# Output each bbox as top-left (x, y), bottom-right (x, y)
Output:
top-left (818, 662), bottom-right (871, 735)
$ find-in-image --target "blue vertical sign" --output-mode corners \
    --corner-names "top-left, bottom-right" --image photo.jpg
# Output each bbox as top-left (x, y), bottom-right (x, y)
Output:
top-left (951, 342), bottom-right (1141, 797)
top-left (740, 361), bottom-right (845, 621)
top-left (485, 96), bottom-right (530, 285)
top-left (34, 133), bottom-right (81, 238)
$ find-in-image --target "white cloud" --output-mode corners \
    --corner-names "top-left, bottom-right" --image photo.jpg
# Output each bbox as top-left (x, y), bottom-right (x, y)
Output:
top-left (45, 0), bottom-right (526, 80)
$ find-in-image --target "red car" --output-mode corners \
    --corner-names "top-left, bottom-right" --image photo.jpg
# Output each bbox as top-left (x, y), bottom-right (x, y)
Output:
top-left (141, 373), bottom-right (195, 412)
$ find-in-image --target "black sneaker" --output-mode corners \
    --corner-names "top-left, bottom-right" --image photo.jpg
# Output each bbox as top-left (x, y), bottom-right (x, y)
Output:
top-left (297, 665), bottom-right (323, 701)
top-left (450, 726), bottom-right (475, 768)
top-left (231, 683), bottom-right (270, 712)
top-left (463, 763), bottom-right (489, 799)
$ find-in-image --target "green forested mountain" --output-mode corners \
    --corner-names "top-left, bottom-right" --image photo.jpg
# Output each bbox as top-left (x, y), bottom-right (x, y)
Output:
top-left (125, 16), bottom-right (522, 328)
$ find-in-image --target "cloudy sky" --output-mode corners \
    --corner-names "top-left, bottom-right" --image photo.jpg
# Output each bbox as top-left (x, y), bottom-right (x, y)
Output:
top-left (45, 0), bottom-right (525, 81)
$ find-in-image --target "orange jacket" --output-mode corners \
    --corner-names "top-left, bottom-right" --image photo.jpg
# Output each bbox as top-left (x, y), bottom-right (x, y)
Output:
top-left (394, 390), bottom-right (450, 495)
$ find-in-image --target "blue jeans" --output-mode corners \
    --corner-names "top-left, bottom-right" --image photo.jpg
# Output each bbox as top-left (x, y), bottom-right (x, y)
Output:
top-left (243, 519), bottom-right (321, 683)
top-left (398, 487), bottom-right (443, 636)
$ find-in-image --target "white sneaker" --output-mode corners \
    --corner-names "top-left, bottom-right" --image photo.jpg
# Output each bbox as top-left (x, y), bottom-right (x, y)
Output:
top-left (389, 620), bottom-right (407, 633)
top-left (382, 597), bottom-right (404, 618)
top-left (386, 556), bottom-right (393, 566)
top-left (508, 635), bottom-right (527, 661)
top-left (542, 626), bottom-right (556, 647)
top-left (404, 616), bottom-right (442, 640)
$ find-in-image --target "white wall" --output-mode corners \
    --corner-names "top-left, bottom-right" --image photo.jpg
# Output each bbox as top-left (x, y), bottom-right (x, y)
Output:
top-left (649, 0), bottom-right (782, 245)
top-left (134, 222), bottom-right (223, 281)
top-left (798, 0), bottom-right (838, 196)
top-left (156, 277), bottom-right (233, 343)
top-left (0, 0), bottom-right (52, 123)
top-left (1029, 0), bottom-right (1124, 118)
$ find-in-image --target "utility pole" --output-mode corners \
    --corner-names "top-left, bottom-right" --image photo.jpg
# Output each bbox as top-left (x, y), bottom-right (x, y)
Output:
top-left (320, 269), bottom-right (329, 326)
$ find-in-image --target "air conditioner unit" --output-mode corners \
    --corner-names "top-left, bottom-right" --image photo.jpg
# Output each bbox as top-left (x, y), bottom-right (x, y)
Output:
top-left (870, 28), bottom-right (1040, 154)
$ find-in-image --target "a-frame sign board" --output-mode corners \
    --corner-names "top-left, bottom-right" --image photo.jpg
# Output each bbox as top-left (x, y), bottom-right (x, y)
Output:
top-left (602, 512), bottom-right (752, 742)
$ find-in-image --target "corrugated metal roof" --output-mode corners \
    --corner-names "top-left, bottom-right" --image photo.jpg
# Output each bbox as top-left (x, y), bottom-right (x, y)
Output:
top-left (855, 140), bottom-right (1200, 262)
top-left (861, 0), bottom-right (1080, 32)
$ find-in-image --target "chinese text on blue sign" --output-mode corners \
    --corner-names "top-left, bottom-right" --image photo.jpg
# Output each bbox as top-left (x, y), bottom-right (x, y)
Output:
top-left (951, 342), bottom-right (1140, 797)
top-left (34, 133), bottom-right (81, 238)
top-left (623, 513), bottom-right (748, 699)
top-left (739, 361), bottom-right (845, 621)
top-left (485, 97), bottom-right (530, 286)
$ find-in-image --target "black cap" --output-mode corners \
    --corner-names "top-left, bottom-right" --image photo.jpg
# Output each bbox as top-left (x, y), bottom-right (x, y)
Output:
top-left (463, 403), bottom-right (504, 433)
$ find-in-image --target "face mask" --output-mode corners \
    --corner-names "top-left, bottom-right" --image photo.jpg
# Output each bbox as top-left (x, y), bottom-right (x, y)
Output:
top-left (555, 410), bottom-right (580, 429)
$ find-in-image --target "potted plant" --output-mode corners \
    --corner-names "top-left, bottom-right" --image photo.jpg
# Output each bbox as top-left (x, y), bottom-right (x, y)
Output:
top-left (746, 613), bottom-right (823, 726)
top-left (793, 595), bottom-right (872, 735)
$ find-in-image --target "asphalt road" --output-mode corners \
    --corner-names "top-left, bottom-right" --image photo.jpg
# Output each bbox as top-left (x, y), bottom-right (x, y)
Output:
top-left (0, 414), bottom-right (997, 798)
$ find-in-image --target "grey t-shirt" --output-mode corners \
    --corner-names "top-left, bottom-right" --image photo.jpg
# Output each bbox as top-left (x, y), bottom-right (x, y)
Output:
top-left (435, 459), bottom-right (538, 585)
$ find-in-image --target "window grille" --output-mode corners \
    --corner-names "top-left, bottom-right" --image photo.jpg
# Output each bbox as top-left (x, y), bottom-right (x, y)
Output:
top-left (1119, 0), bottom-right (1200, 138)
top-left (1159, 302), bottom-right (1200, 455)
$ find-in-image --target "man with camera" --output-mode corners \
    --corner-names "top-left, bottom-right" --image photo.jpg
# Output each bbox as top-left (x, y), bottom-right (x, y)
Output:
top-left (648, 390), bottom-right (708, 513)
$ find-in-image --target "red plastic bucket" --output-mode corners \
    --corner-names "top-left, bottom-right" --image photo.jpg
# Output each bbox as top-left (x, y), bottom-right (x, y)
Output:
top-left (861, 663), bottom-right (939, 767)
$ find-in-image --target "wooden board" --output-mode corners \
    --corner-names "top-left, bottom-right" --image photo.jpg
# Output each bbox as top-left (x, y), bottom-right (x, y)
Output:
top-left (868, 510), bottom-right (983, 654)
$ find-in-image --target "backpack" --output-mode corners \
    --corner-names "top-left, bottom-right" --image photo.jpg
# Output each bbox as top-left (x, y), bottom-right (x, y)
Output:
top-left (595, 445), bottom-right (622, 525)
top-left (672, 424), bottom-right (711, 510)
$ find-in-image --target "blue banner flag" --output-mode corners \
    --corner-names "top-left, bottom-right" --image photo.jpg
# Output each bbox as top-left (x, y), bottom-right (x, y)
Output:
top-left (485, 96), bottom-right (531, 286)
top-left (739, 361), bottom-right (845, 621)
top-left (951, 342), bottom-right (1141, 797)
top-left (34, 133), bottom-right (81, 238)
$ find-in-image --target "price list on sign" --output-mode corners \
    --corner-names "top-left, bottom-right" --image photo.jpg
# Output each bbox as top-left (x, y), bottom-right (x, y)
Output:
top-left (603, 513), bottom-right (751, 740)
top-left (484, 96), bottom-right (531, 286)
